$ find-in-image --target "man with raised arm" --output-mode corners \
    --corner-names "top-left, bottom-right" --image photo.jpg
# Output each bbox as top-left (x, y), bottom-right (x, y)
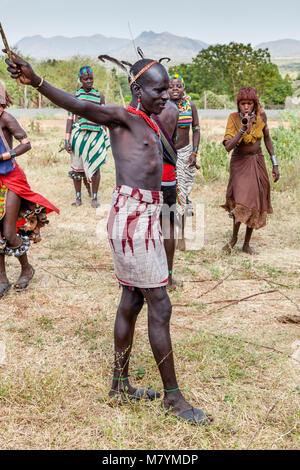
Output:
top-left (5, 49), bottom-right (212, 425)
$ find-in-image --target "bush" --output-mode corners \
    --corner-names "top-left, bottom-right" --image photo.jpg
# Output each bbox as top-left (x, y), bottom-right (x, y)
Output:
top-left (269, 112), bottom-right (300, 190)
top-left (198, 91), bottom-right (234, 109)
top-left (199, 139), bottom-right (229, 181)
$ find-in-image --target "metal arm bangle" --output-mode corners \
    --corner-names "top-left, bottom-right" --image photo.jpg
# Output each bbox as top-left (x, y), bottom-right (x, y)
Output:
top-left (271, 155), bottom-right (278, 166)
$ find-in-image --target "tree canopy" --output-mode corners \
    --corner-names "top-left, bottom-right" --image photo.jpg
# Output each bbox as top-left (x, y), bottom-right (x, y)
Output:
top-left (169, 42), bottom-right (293, 106)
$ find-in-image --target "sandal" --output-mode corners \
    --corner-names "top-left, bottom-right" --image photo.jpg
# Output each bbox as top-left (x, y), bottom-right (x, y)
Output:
top-left (0, 282), bottom-right (11, 297)
top-left (108, 387), bottom-right (160, 403)
top-left (171, 406), bottom-right (213, 425)
top-left (14, 265), bottom-right (35, 291)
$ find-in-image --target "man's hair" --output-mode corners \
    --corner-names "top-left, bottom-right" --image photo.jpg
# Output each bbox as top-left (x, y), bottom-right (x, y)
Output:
top-left (98, 47), bottom-right (170, 91)
top-left (237, 87), bottom-right (260, 112)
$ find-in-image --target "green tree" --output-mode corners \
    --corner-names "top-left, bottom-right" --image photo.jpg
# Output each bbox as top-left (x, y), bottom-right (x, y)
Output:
top-left (169, 42), bottom-right (292, 106)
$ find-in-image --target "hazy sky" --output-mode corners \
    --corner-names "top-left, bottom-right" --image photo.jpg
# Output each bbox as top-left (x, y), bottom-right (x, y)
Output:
top-left (1, 0), bottom-right (300, 45)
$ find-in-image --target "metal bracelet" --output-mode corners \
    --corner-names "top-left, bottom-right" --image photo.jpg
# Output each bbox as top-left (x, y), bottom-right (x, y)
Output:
top-left (239, 128), bottom-right (245, 135)
top-left (271, 155), bottom-right (278, 166)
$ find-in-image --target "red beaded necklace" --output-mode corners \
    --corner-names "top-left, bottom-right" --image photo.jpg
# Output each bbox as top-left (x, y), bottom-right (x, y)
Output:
top-left (126, 106), bottom-right (160, 137)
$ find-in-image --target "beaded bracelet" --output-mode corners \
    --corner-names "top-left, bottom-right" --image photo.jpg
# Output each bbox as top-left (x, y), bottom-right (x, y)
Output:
top-left (191, 151), bottom-right (198, 157)
top-left (19, 135), bottom-right (30, 144)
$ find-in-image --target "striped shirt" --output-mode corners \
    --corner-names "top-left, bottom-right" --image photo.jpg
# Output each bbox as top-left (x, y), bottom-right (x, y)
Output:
top-left (72, 88), bottom-right (103, 132)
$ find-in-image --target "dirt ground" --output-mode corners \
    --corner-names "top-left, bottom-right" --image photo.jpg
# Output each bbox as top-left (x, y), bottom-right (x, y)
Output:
top-left (0, 120), bottom-right (299, 450)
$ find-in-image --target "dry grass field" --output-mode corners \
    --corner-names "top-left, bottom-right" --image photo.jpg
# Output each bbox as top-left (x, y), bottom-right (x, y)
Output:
top-left (0, 118), bottom-right (299, 450)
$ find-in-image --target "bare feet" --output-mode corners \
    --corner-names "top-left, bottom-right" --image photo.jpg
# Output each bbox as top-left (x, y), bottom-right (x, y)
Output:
top-left (167, 277), bottom-right (183, 291)
top-left (177, 238), bottom-right (186, 251)
top-left (71, 197), bottom-right (82, 207)
top-left (91, 199), bottom-right (100, 208)
top-left (222, 237), bottom-right (237, 254)
top-left (242, 244), bottom-right (256, 255)
top-left (14, 264), bottom-right (35, 291)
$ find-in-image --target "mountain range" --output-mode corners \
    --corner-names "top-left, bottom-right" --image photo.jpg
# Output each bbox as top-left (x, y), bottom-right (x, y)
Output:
top-left (14, 32), bottom-right (300, 61)
top-left (15, 31), bottom-right (209, 62)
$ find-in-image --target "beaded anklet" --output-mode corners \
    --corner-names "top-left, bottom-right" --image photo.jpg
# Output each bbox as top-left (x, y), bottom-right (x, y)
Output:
top-left (164, 387), bottom-right (180, 392)
top-left (112, 377), bottom-right (129, 382)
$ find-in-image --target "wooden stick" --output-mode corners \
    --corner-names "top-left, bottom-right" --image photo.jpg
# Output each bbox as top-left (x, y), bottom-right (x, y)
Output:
top-left (209, 289), bottom-right (278, 314)
top-left (250, 270), bottom-right (300, 312)
top-left (0, 23), bottom-right (21, 87)
top-left (0, 23), bottom-right (12, 60)
top-left (196, 268), bottom-right (236, 299)
top-left (40, 267), bottom-right (78, 286)
top-left (246, 401), bottom-right (278, 450)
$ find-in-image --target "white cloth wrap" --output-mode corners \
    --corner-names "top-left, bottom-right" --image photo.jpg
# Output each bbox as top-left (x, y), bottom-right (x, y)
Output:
top-left (107, 185), bottom-right (168, 289)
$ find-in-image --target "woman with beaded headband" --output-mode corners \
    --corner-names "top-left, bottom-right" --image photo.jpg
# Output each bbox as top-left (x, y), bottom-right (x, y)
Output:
top-left (0, 81), bottom-right (59, 295)
top-left (5, 47), bottom-right (213, 426)
top-left (222, 86), bottom-right (280, 255)
top-left (168, 73), bottom-right (200, 251)
top-left (64, 65), bottom-right (110, 208)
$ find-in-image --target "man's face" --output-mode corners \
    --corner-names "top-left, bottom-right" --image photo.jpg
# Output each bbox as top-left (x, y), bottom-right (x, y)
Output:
top-left (239, 99), bottom-right (254, 114)
top-left (139, 65), bottom-right (170, 115)
top-left (80, 72), bottom-right (93, 92)
top-left (168, 78), bottom-right (184, 100)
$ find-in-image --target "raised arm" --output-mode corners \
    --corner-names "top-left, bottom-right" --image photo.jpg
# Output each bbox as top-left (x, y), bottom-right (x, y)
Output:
top-left (0, 112), bottom-right (31, 161)
top-left (261, 111), bottom-right (280, 182)
top-left (5, 52), bottom-right (127, 128)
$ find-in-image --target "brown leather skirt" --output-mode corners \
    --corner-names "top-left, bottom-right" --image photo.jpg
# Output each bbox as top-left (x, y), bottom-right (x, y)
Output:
top-left (221, 149), bottom-right (273, 229)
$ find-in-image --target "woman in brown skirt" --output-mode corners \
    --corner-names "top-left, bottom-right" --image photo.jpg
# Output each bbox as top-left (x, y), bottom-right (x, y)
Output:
top-left (222, 87), bottom-right (280, 255)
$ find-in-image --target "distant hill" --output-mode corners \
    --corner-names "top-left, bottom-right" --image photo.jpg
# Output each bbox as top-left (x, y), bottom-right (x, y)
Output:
top-left (14, 33), bottom-right (300, 62)
top-left (255, 39), bottom-right (300, 57)
top-left (15, 34), bottom-right (131, 60)
top-left (113, 31), bottom-right (209, 61)
top-left (15, 31), bottom-right (209, 61)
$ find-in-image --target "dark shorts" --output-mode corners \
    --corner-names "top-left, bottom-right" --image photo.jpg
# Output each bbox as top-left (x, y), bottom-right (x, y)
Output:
top-left (161, 184), bottom-right (177, 224)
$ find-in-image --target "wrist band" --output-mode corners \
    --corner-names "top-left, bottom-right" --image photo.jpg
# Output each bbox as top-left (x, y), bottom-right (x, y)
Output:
top-left (191, 151), bottom-right (198, 157)
top-left (271, 155), bottom-right (278, 166)
top-left (19, 135), bottom-right (30, 144)
top-left (0, 151), bottom-right (12, 161)
top-left (193, 146), bottom-right (198, 153)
